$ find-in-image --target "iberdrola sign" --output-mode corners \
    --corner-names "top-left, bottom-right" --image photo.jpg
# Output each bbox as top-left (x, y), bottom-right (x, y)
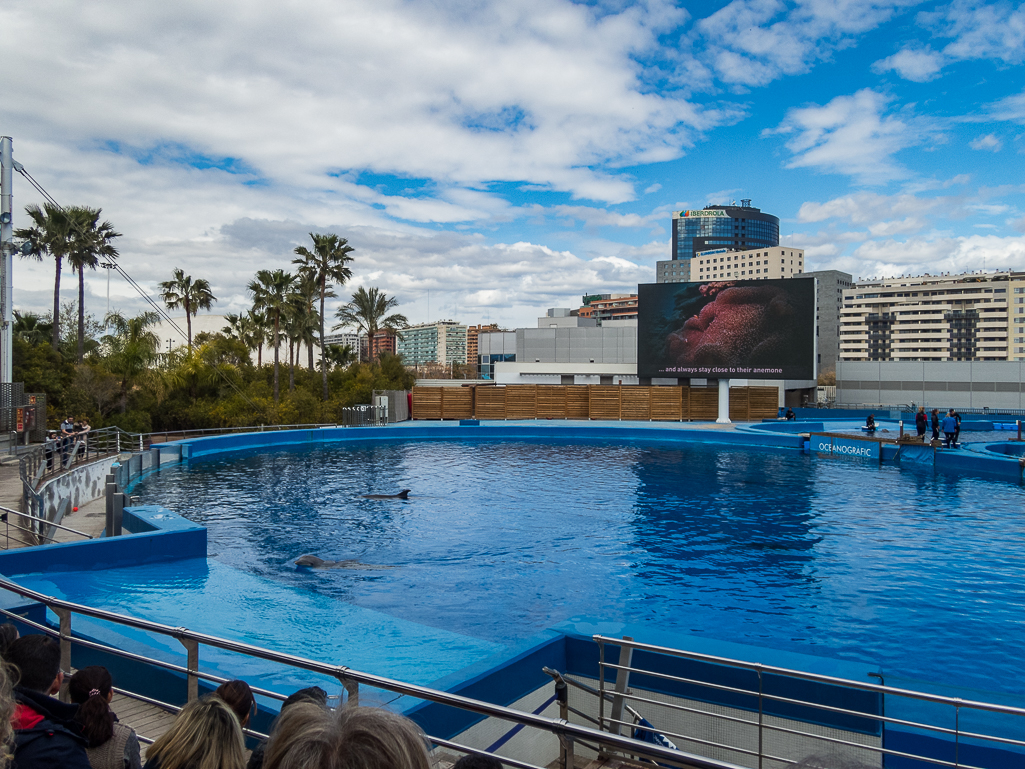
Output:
top-left (677, 209), bottom-right (728, 217)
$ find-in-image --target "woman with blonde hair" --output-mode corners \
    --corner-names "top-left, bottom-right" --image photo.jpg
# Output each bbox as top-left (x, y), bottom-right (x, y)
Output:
top-left (142, 695), bottom-right (245, 769)
top-left (262, 702), bottom-right (432, 769)
top-left (0, 659), bottom-right (15, 769)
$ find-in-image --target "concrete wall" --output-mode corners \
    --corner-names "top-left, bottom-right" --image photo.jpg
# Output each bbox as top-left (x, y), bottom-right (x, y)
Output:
top-left (837, 360), bottom-right (1025, 409)
top-left (517, 326), bottom-right (637, 365)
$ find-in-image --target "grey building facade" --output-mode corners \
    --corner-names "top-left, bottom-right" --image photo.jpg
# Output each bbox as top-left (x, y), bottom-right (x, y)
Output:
top-left (836, 359), bottom-right (1025, 409)
top-left (795, 269), bottom-right (854, 377)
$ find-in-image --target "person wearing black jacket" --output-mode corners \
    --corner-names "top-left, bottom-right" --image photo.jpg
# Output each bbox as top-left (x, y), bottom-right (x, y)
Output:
top-left (7, 634), bottom-right (91, 769)
top-left (930, 409), bottom-right (940, 441)
top-left (915, 407), bottom-right (928, 440)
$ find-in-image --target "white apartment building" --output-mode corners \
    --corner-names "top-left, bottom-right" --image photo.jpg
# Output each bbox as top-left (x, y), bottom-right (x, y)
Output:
top-left (396, 320), bottom-right (467, 366)
top-left (840, 271), bottom-right (1025, 362)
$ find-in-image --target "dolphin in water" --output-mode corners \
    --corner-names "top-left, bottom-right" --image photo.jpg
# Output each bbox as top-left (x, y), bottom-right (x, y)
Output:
top-left (361, 489), bottom-right (410, 500)
top-left (294, 555), bottom-right (395, 570)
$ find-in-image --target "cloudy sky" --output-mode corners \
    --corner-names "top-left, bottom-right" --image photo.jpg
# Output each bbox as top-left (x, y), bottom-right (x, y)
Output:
top-left (3, 0), bottom-right (1024, 329)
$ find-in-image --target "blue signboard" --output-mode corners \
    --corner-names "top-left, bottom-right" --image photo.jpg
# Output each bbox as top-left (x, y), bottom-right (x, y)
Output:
top-left (812, 435), bottom-right (880, 460)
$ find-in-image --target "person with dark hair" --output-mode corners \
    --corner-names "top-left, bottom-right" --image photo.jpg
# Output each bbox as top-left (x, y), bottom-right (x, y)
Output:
top-left (216, 680), bottom-right (255, 730)
top-left (7, 634), bottom-right (91, 769)
top-left (784, 408), bottom-right (795, 421)
top-left (69, 666), bottom-right (142, 769)
top-left (864, 414), bottom-right (876, 434)
top-left (247, 687), bottom-right (327, 769)
top-left (930, 409), bottom-right (940, 441)
top-left (453, 754), bottom-right (504, 769)
top-left (941, 410), bottom-right (958, 448)
top-left (0, 624), bottom-right (18, 660)
top-left (915, 407), bottom-right (927, 440)
top-left (952, 409), bottom-right (962, 445)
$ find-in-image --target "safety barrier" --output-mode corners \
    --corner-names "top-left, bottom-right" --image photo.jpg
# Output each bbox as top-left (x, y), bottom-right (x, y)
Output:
top-left (412, 385), bottom-right (779, 422)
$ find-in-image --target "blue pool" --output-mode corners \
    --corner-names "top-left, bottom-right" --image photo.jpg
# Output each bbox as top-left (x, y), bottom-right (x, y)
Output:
top-left (15, 435), bottom-right (1025, 699)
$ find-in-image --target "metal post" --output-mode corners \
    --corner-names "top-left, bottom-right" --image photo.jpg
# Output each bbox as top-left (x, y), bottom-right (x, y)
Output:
top-left (116, 431), bottom-right (120, 454)
top-left (54, 607), bottom-right (72, 702)
top-left (105, 481), bottom-right (117, 537)
top-left (1018, 420), bottom-right (1022, 442)
top-left (899, 420), bottom-right (904, 439)
top-left (609, 637), bottom-right (633, 737)
top-left (716, 379), bottom-right (731, 424)
top-left (757, 668), bottom-right (764, 769)
top-left (178, 636), bottom-right (199, 702)
top-left (112, 492), bottom-right (124, 536)
top-left (554, 674), bottom-right (571, 769)
top-left (0, 136), bottom-right (13, 385)
top-left (139, 434), bottom-right (143, 452)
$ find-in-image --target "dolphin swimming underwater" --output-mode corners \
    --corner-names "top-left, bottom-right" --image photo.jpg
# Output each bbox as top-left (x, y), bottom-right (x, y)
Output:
top-left (294, 555), bottom-right (395, 570)
top-left (361, 489), bottom-right (411, 500)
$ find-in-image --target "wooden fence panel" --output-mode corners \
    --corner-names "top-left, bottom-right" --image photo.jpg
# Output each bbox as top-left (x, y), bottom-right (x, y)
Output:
top-left (748, 386), bottom-right (780, 420)
top-left (565, 386), bottom-right (590, 419)
top-left (650, 387), bottom-right (683, 421)
top-left (621, 387), bottom-right (651, 421)
top-left (505, 385), bottom-right (538, 420)
top-left (474, 387), bottom-right (506, 420)
top-left (411, 387), bottom-right (442, 420)
top-left (689, 387), bottom-right (718, 421)
top-left (442, 387), bottom-right (473, 420)
top-left (681, 385), bottom-right (691, 421)
top-left (536, 386), bottom-right (567, 419)
top-left (729, 388), bottom-right (750, 422)
top-left (588, 386), bottom-right (621, 420)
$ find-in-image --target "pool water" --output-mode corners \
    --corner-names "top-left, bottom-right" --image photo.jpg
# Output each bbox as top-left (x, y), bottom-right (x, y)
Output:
top-left (38, 439), bottom-right (1025, 696)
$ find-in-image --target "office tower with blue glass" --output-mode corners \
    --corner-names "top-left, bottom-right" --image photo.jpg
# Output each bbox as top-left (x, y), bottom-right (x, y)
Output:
top-left (656, 200), bottom-right (780, 283)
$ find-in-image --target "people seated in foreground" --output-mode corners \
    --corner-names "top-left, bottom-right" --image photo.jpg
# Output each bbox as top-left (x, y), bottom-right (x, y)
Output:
top-left (247, 687), bottom-right (327, 769)
top-left (68, 666), bottom-right (142, 769)
top-left (141, 695), bottom-right (245, 769)
top-left (7, 634), bottom-right (91, 769)
top-left (215, 680), bottom-right (255, 731)
top-left (0, 625), bottom-right (18, 660)
top-left (0, 653), bottom-right (16, 769)
top-left (453, 754), bottom-right (504, 769)
top-left (261, 702), bottom-right (431, 769)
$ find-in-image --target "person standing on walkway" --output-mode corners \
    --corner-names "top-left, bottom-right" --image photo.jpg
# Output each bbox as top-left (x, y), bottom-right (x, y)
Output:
top-left (953, 410), bottom-right (962, 445)
top-left (941, 410), bottom-right (958, 448)
top-left (930, 409), bottom-right (940, 441)
top-left (915, 407), bottom-right (928, 440)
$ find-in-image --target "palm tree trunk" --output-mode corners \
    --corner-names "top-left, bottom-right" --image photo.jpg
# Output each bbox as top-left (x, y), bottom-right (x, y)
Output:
top-left (273, 314), bottom-right (280, 405)
top-left (307, 336), bottom-right (314, 372)
top-left (257, 342), bottom-right (262, 367)
top-left (319, 280), bottom-right (328, 400)
top-left (77, 269), bottom-right (86, 362)
top-left (288, 339), bottom-right (295, 392)
top-left (52, 257), bottom-right (62, 349)
top-left (186, 299), bottom-right (193, 350)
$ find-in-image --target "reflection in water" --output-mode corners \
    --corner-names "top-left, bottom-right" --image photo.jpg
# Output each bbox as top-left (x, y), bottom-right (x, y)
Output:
top-left (134, 439), bottom-right (1025, 696)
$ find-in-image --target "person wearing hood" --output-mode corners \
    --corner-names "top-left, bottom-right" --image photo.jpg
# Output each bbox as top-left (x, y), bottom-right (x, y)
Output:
top-left (7, 634), bottom-right (91, 769)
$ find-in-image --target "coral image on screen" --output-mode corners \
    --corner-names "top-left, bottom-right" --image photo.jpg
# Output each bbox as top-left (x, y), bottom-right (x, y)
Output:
top-left (637, 279), bottom-right (815, 380)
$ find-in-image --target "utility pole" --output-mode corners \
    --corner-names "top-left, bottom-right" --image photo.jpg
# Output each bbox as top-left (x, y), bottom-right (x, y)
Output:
top-left (0, 137), bottom-right (14, 384)
top-left (101, 262), bottom-right (116, 323)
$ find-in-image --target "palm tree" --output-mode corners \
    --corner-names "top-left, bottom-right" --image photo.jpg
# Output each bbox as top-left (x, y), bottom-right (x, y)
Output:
top-left (15, 203), bottom-right (74, 349)
top-left (247, 310), bottom-right (269, 367)
top-left (290, 273), bottom-right (322, 374)
top-left (333, 286), bottom-right (408, 362)
top-left (158, 269), bottom-right (217, 350)
top-left (248, 269), bottom-right (296, 404)
top-left (102, 311), bottom-right (161, 413)
top-left (66, 207), bottom-right (120, 362)
top-left (293, 233), bottom-right (354, 400)
top-left (13, 312), bottom-right (53, 346)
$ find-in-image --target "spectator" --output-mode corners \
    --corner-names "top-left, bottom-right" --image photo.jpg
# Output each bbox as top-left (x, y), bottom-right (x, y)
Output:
top-left (43, 431), bottom-right (59, 472)
top-left (215, 680), bottom-right (255, 730)
top-left (7, 634), bottom-right (91, 769)
top-left (247, 687), bottom-right (326, 769)
top-left (262, 703), bottom-right (431, 769)
top-left (454, 755), bottom-right (503, 769)
top-left (142, 695), bottom-right (245, 769)
top-left (0, 624), bottom-right (18, 660)
top-left (0, 653), bottom-right (16, 769)
top-left (68, 666), bottom-right (142, 769)
top-left (941, 410), bottom-right (958, 448)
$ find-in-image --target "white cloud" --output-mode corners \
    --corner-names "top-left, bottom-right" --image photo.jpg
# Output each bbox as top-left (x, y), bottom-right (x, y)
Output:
top-left (769, 90), bottom-right (929, 183)
top-left (985, 90), bottom-right (1025, 124)
top-left (797, 191), bottom-right (953, 224)
top-left (970, 134), bottom-right (1003, 151)
top-left (692, 0), bottom-right (921, 87)
top-left (0, 0), bottom-right (727, 207)
top-left (644, 183), bottom-right (662, 194)
top-left (925, 0), bottom-right (1025, 66)
top-left (871, 47), bottom-right (944, 81)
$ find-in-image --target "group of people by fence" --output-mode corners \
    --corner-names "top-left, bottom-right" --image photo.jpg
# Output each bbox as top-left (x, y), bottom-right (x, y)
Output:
top-left (0, 626), bottom-right (510, 769)
top-left (915, 407), bottom-right (963, 448)
top-left (41, 416), bottom-right (92, 473)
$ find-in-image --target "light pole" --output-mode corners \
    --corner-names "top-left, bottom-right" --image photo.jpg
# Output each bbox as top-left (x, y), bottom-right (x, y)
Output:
top-left (0, 137), bottom-right (15, 384)
top-left (100, 262), bottom-right (116, 324)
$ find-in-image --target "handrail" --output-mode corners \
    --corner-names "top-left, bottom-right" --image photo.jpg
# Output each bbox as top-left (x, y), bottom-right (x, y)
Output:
top-left (0, 578), bottom-right (747, 769)
top-left (594, 634), bottom-right (1025, 717)
top-left (0, 504), bottom-right (91, 540)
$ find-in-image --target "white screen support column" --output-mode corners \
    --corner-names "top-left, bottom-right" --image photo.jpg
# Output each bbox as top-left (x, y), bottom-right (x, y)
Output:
top-left (716, 378), bottom-right (731, 424)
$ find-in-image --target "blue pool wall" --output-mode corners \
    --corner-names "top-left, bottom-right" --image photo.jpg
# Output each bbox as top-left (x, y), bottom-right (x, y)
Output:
top-left (4, 424), bottom-right (1025, 767)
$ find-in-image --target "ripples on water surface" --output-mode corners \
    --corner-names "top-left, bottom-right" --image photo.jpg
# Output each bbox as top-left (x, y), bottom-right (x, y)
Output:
top-left (134, 440), bottom-right (1025, 694)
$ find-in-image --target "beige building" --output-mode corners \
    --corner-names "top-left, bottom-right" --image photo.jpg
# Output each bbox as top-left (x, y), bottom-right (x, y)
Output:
top-left (840, 271), bottom-right (1025, 362)
top-left (674, 246), bottom-right (805, 283)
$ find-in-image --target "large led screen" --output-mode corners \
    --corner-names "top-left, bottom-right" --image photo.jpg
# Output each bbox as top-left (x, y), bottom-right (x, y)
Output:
top-left (638, 279), bottom-right (815, 380)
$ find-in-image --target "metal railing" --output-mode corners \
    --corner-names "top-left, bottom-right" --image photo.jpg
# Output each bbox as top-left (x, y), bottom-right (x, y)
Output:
top-left (20, 426), bottom-right (128, 492)
top-left (338, 404), bottom-right (388, 427)
top-left (595, 635), bottom-right (1025, 769)
top-left (0, 579), bottom-right (741, 769)
top-left (0, 503), bottom-right (92, 549)
top-left (136, 423), bottom-right (337, 449)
